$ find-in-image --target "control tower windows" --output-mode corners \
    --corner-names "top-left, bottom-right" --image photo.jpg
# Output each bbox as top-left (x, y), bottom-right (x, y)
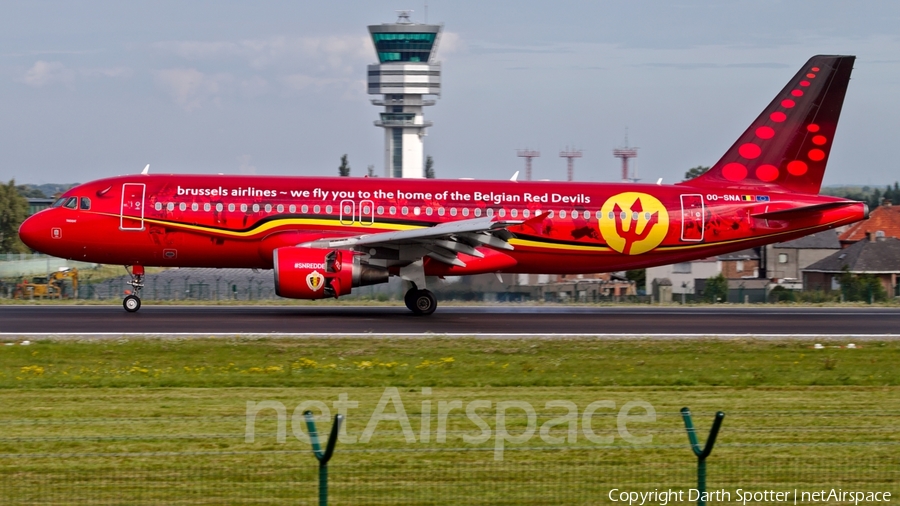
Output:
top-left (372, 33), bottom-right (436, 63)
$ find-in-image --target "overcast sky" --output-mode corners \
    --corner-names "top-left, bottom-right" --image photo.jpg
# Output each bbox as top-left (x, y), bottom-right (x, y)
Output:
top-left (2, 1), bottom-right (899, 187)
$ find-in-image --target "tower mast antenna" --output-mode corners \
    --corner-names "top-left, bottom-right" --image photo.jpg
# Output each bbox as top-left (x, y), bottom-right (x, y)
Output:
top-left (559, 147), bottom-right (583, 182)
top-left (612, 129), bottom-right (639, 182)
top-left (516, 148), bottom-right (540, 181)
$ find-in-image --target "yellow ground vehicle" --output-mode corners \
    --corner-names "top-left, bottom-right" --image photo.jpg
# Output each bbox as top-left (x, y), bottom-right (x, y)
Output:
top-left (13, 268), bottom-right (78, 299)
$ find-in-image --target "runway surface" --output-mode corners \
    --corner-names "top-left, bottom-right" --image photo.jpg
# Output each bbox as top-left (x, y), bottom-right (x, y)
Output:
top-left (1, 305), bottom-right (899, 337)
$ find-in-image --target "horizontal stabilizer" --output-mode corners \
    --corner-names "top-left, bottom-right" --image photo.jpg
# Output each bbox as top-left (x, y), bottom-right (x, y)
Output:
top-left (751, 201), bottom-right (860, 220)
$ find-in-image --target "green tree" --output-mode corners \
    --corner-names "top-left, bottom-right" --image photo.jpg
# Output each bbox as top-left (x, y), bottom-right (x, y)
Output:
top-left (0, 179), bottom-right (29, 254)
top-left (424, 155), bottom-right (435, 179)
top-left (871, 188), bottom-right (882, 209)
top-left (338, 154), bottom-right (350, 177)
top-left (768, 285), bottom-right (797, 303)
top-left (16, 185), bottom-right (47, 199)
top-left (625, 269), bottom-right (646, 290)
top-left (839, 269), bottom-right (887, 303)
top-left (820, 182), bottom-right (900, 209)
top-left (683, 166), bottom-right (710, 181)
top-left (703, 273), bottom-right (728, 303)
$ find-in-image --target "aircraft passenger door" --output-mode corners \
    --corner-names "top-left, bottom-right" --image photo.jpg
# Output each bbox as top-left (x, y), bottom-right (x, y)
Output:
top-left (680, 194), bottom-right (704, 242)
top-left (359, 199), bottom-right (375, 226)
top-left (120, 183), bottom-right (146, 231)
top-left (339, 200), bottom-right (355, 226)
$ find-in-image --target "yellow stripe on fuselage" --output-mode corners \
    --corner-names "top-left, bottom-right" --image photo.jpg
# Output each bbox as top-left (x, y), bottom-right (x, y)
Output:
top-left (509, 238), bottom-right (612, 252)
top-left (93, 212), bottom-right (846, 257)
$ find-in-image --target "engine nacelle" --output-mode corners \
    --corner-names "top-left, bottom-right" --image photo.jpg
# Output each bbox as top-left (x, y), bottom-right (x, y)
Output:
top-left (274, 247), bottom-right (388, 299)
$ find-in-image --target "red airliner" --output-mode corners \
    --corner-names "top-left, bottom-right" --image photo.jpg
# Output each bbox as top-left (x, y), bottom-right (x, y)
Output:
top-left (19, 55), bottom-right (866, 315)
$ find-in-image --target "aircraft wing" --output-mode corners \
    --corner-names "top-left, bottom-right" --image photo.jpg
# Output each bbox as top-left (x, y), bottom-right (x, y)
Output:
top-left (300, 216), bottom-right (520, 267)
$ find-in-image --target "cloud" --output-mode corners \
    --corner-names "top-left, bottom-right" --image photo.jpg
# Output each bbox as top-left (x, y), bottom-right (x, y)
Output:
top-left (153, 68), bottom-right (275, 109)
top-left (20, 60), bottom-right (74, 87)
top-left (153, 40), bottom-right (237, 60)
top-left (20, 61), bottom-right (134, 87)
top-left (281, 74), bottom-right (365, 100)
top-left (154, 35), bottom-right (372, 72)
top-left (637, 62), bottom-right (789, 70)
top-left (725, 62), bottom-right (790, 69)
top-left (467, 44), bottom-right (573, 56)
top-left (238, 76), bottom-right (269, 98)
top-left (154, 68), bottom-right (233, 111)
top-left (282, 74), bottom-right (343, 92)
top-left (150, 33), bottom-right (452, 105)
top-left (81, 67), bottom-right (135, 79)
top-left (438, 32), bottom-right (463, 55)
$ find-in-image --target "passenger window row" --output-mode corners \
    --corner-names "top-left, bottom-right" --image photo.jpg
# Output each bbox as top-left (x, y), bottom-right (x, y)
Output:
top-left (53, 196), bottom-right (651, 223)
top-left (149, 201), bottom-right (648, 222)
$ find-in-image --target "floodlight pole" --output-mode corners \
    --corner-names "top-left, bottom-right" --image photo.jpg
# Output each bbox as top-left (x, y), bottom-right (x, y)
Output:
top-left (681, 408), bottom-right (725, 506)
top-left (305, 412), bottom-right (344, 506)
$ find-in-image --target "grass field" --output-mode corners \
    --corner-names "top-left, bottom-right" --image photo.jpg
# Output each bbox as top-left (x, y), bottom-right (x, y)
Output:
top-left (0, 337), bottom-right (898, 504)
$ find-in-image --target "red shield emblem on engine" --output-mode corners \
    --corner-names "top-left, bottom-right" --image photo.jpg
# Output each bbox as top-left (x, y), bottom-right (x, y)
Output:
top-left (306, 271), bottom-right (324, 292)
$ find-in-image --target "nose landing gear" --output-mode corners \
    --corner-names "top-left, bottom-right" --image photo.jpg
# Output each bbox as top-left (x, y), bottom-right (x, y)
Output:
top-left (123, 265), bottom-right (145, 313)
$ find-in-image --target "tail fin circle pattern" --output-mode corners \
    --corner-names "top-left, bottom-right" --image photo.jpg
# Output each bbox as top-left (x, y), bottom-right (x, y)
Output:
top-left (684, 55), bottom-right (855, 195)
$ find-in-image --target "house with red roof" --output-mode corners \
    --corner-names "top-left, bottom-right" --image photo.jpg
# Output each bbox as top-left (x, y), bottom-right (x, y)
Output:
top-left (839, 200), bottom-right (900, 245)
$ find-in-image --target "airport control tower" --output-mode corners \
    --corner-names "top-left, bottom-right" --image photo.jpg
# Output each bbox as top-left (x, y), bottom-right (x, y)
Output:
top-left (368, 11), bottom-right (442, 178)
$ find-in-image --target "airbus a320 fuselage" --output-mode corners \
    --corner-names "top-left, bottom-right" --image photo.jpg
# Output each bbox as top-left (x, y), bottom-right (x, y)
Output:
top-left (19, 55), bottom-right (867, 314)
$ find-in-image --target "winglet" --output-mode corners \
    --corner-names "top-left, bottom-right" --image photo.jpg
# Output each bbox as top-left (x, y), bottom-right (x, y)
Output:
top-left (510, 171), bottom-right (519, 182)
top-left (141, 164), bottom-right (150, 175)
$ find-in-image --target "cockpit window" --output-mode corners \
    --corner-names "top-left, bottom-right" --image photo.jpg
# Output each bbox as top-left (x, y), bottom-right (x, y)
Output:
top-left (52, 198), bottom-right (67, 208)
top-left (63, 197), bottom-right (78, 209)
top-left (80, 197), bottom-right (91, 210)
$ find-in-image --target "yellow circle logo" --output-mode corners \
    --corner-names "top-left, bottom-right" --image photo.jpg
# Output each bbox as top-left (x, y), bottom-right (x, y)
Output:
top-left (599, 192), bottom-right (669, 255)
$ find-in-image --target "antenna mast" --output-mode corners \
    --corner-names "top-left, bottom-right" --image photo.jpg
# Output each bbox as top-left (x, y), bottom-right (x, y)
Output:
top-left (559, 147), bottom-right (583, 182)
top-left (612, 130), bottom-right (639, 182)
top-left (516, 149), bottom-right (540, 181)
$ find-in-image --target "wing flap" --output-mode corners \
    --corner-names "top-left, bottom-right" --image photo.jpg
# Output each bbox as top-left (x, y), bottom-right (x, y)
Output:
top-left (299, 216), bottom-right (522, 266)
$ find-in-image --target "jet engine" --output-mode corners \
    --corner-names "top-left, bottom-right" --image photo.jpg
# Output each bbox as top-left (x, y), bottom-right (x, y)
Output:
top-left (274, 247), bottom-right (388, 299)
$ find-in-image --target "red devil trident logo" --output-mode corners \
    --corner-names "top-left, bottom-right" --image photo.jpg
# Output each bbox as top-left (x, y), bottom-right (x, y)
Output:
top-left (613, 197), bottom-right (660, 254)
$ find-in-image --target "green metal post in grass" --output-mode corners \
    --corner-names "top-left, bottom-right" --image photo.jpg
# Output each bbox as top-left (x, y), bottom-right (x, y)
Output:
top-left (305, 411), bottom-right (343, 506)
top-left (681, 408), bottom-right (724, 506)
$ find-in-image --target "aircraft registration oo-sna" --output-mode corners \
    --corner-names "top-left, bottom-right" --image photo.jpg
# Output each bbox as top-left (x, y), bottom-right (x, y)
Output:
top-left (19, 55), bottom-right (867, 315)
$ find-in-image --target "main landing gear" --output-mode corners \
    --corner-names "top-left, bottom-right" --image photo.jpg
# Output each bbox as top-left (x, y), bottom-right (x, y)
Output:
top-left (404, 286), bottom-right (437, 316)
top-left (123, 265), bottom-right (145, 313)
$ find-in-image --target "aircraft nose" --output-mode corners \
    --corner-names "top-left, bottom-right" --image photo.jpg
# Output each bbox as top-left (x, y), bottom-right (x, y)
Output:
top-left (18, 215), bottom-right (45, 251)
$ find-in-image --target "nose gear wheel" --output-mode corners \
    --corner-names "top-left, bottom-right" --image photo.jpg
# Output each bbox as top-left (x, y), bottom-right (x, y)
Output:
top-left (123, 266), bottom-right (144, 313)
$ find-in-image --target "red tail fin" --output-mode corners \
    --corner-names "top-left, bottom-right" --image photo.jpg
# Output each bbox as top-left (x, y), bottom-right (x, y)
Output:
top-left (683, 55), bottom-right (855, 194)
